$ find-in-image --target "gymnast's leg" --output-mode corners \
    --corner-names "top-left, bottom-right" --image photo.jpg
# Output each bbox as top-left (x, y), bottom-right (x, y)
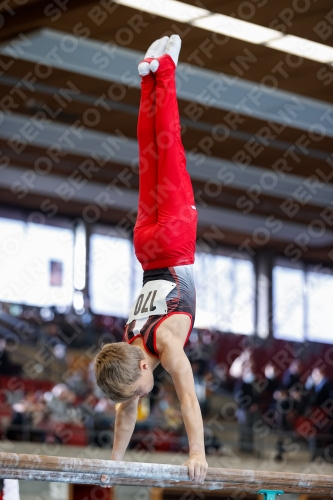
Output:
top-left (151, 35), bottom-right (198, 267)
top-left (135, 37), bottom-right (169, 227)
top-left (134, 37), bottom-right (171, 268)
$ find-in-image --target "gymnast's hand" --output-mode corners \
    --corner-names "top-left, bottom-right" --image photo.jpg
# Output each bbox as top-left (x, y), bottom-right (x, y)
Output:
top-left (182, 454), bottom-right (208, 483)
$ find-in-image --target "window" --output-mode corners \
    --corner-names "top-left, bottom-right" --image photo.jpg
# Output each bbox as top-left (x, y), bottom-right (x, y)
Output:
top-left (132, 247), bottom-right (144, 303)
top-left (90, 232), bottom-right (139, 317)
top-left (273, 260), bottom-right (333, 344)
top-left (307, 269), bottom-right (333, 344)
top-left (0, 217), bottom-right (74, 307)
top-left (273, 264), bottom-right (305, 342)
top-left (194, 252), bottom-right (255, 334)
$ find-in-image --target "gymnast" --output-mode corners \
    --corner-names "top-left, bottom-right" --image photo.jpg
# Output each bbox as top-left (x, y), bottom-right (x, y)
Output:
top-left (94, 35), bottom-right (207, 484)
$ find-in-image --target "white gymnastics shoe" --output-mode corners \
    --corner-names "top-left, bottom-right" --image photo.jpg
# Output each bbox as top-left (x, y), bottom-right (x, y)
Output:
top-left (149, 34), bottom-right (182, 73)
top-left (164, 34), bottom-right (182, 66)
top-left (138, 36), bottom-right (169, 76)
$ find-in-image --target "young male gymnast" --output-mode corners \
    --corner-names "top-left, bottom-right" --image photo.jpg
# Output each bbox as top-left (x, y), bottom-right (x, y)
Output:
top-left (94, 35), bottom-right (208, 484)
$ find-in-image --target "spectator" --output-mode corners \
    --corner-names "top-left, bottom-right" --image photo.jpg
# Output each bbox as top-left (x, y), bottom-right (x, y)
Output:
top-left (260, 362), bottom-right (280, 414)
top-left (305, 367), bottom-right (333, 461)
top-left (282, 359), bottom-right (303, 391)
top-left (44, 384), bottom-right (79, 424)
top-left (88, 360), bottom-right (105, 398)
top-left (0, 339), bottom-right (22, 376)
top-left (233, 360), bottom-right (261, 454)
top-left (306, 367), bottom-right (333, 407)
top-left (229, 347), bottom-right (254, 379)
top-left (273, 383), bottom-right (305, 462)
top-left (264, 363), bottom-right (279, 393)
top-left (273, 386), bottom-right (291, 461)
top-left (6, 391), bottom-right (47, 442)
top-left (65, 368), bottom-right (90, 398)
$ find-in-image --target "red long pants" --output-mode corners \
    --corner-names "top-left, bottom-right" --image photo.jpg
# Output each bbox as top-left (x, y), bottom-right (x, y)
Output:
top-left (134, 54), bottom-right (197, 271)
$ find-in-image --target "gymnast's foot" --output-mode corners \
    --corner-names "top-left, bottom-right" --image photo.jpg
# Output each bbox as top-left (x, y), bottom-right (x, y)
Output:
top-left (138, 36), bottom-right (169, 76)
top-left (149, 34), bottom-right (181, 73)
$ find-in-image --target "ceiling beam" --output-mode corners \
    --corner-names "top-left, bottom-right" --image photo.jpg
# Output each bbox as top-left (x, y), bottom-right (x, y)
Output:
top-left (0, 73), bottom-right (330, 162)
top-left (1, 28), bottom-right (333, 136)
top-left (2, 112), bottom-right (333, 209)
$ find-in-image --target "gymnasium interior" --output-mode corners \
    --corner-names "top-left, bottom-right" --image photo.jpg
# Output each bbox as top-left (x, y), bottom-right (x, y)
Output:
top-left (0, 0), bottom-right (332, 499)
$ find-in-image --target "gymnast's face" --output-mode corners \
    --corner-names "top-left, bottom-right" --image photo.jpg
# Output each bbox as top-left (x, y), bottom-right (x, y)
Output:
top-left (131, 359), bottom-right (154, 399)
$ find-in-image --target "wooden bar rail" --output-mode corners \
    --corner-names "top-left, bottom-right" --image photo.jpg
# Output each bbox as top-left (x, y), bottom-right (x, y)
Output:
top-left (0, 452), bottom-right (332, 494)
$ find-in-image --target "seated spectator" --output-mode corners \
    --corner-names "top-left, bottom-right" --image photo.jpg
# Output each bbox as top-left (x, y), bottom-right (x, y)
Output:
top-left (264, 363), bottom-right (279, 392)
top-left (88, 360), bottom-right (105, 398)
top-left (306, 367), bottom-right (333, 407)
top-left (229, 347), bottom-right (254, 379)
top-left (6, 391), bottom-right (47, 442)
top-left (65, 368), bottom-right (90, 399)
top-left (44, 384), bottom-right (79, 424)
top-left (94, 398), bottom-right (116, 419)
top-left (282, 359), bottom-right (303, 391)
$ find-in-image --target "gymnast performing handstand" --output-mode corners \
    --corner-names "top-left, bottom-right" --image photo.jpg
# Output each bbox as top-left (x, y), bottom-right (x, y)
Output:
top-left (94, 35), bottom-right (207, 484)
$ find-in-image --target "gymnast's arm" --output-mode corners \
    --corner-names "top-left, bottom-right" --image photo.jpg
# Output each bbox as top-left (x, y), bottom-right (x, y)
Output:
top-left (101, 398), bottom-right (139, 487)
top-left (159, 340), bottom-right (208, 483)
top-left (111, 397), bottom-right (139, 460)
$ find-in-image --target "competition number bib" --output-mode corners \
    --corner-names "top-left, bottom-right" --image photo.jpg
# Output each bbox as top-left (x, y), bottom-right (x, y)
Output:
top-left (126, 280), bottom-right (176, 324)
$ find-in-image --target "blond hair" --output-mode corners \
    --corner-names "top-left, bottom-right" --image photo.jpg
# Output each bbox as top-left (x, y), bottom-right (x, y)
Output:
top-left (94, 342), bottom-right (144, 402)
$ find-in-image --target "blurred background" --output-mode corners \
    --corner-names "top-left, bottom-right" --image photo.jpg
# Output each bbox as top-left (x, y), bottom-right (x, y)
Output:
top-left (0, 0), bottom-right (333, 499)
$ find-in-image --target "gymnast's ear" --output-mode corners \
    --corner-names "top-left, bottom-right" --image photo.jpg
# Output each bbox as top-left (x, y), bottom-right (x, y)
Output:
top-left (139, 359), bottom-right (149, 371)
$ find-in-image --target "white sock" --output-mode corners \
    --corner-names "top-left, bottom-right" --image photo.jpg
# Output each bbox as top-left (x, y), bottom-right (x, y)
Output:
top-left (149, 34), bottom-right (182, 73)
top-left (149, 60), bottom-right (160, 73)
top-left (145, 36), bottom-right (169, 59)
top-left (138, 61), bottom-right (150, 76)
top-left (138, 36), bottom-right (169, 76)
top-left (165, 34), bottom-right (182, 66)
